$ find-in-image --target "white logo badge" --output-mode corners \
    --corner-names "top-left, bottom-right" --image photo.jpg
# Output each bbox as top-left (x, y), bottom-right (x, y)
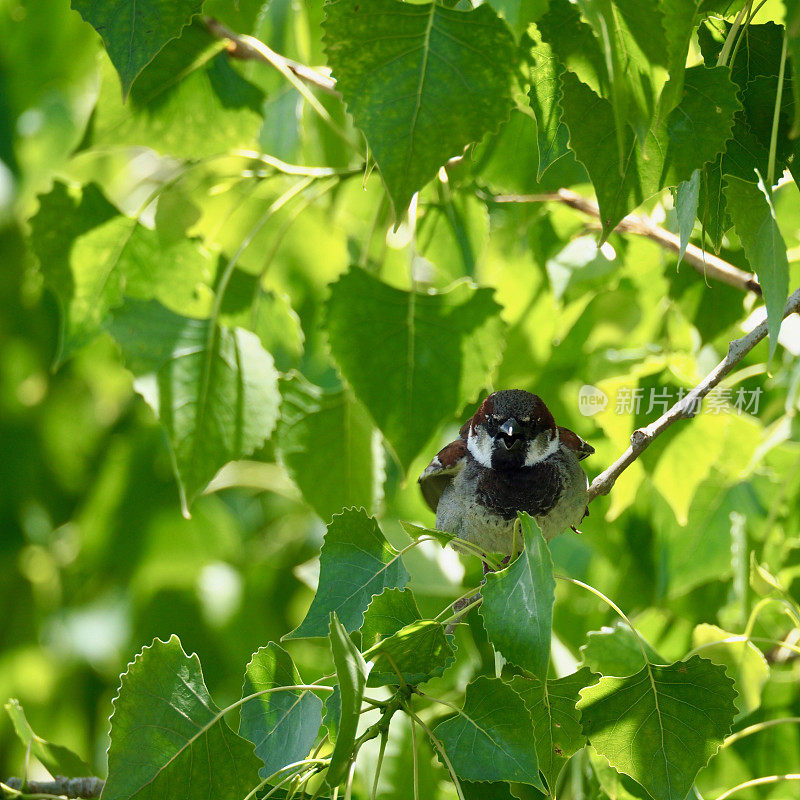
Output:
top-left (578, 384), bottom-right (608, 417)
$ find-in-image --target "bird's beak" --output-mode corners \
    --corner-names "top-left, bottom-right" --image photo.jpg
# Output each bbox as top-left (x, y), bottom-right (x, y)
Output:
top-left (499, 419), bottom-right (518, 437)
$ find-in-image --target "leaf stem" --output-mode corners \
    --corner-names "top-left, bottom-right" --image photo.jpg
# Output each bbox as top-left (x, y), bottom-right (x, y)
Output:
top-left (724, 717), bottom-right (800, 747)
top-left (767, 29), bottom-right (789, 188)
top-left (402, 700), bottom-right (465, 800)
top-left (410, 713), bottom-right (420, 800)
top-left (717, 2), bottom-right (751, 67)
top-left (714, 773), bottom-right (800, 800)
top-left (369, 728), bottom-right (389, 800)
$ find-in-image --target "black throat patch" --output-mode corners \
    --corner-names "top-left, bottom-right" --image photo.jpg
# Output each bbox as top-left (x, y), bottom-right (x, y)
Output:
top-left (475, 458), bottom-right (563, 520)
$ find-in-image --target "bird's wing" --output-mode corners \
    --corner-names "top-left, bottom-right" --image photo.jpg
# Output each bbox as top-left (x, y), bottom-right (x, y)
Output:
top-left (558, 426), bottom-right (595, 460)
top-left (418, 437), bottom-right (468, 512)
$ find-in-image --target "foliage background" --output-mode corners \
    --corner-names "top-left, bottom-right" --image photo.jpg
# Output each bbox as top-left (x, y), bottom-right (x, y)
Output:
top-left (1, 0), bottom-right (800, 797)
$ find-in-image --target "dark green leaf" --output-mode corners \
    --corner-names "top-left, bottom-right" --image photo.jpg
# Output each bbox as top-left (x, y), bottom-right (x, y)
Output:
top-left (277, 374), bottom-right (382, 522)
top-left (87, 23), bottom-right (264, 159)
top-left (284, 508), bottom-right (411, 639)
top-left (724, 174), bottom-right (789, 361)
top-left (239, 643), bottom-right (323, 778)
top-left (71, 0), bottom-right (202, 98)
top-left (673, 168), bottom-right (700, 267)
top-left (361, 588), bottom-right (422, 650)
top-left (30, 182), bottom-right (214, 362)
top-left (560, 64), bottom-right (739, 238)
top-left (326, 614), bottom-right (368, 787)
top-left (106, 298), bottom-right (280, 512)
top-left (104, 636), bottom-right (261, 800)
top-left (325, 266), bottom-right (506, 471)
top-left (5, 699), bottom-right (90, 777)
top-left (363, 620), bottom-right (455, 686)
top-left (577, 656), bottom-right (737, 800)
top-left (433, 676), bottom-right (544, 788)
top-left (323, 0), bottom-right (515, 216)
top-left (489, 0), bottom-right (548, 35)
top-left (510, 668), bottom-right (595, 794)
top-left (787, 0), bottom-right (800, 136)
top-left (480, 513), bottom-right (554, 681)
top-left (580, 623), bottom-right (663, 676)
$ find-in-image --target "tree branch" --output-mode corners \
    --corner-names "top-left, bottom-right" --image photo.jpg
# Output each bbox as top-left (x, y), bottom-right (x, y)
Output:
top-left (203, 17), bottom-right (338, 95)
top-left (587, 286), bottom-right (800, 501)
top-left (481, 188), bottom-right (762, 295)
top-left (2, 776), bottom-right (104, 798)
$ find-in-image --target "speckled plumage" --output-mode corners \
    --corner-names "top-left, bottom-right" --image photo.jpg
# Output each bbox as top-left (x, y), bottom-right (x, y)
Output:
top-left (419, 390), bottom-right (593, 554)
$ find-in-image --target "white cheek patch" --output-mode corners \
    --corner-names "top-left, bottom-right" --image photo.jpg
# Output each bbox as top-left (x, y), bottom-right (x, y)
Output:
top-left (524, 429), bottom-right (560, 466)
top-left (467, 427), bottom-right (494, 468)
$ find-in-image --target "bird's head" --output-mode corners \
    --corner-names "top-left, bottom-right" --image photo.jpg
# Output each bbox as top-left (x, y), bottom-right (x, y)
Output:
top-left (465, 390), bottom-right (558, 470)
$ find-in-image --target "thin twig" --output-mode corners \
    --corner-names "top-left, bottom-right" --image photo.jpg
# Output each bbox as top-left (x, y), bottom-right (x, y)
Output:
top-left (587, 287), bottom-right (800, 501)
top-left (480, 188), bottom-right (762, 295)
top-left (204, 17), bottom-right (337, 94)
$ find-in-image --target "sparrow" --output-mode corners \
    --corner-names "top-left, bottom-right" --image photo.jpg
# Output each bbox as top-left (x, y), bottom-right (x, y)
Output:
top-left (419, 390), bottom-right (594, 555)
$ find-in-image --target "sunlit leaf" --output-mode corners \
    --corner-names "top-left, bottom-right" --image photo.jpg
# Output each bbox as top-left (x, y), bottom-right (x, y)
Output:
top-left (691, 624), bottom-right (769, 715)
top-left (580, 623), bottom-right (663, 677)
top-left (87, 23), bottom-right (264, 159)
top-left (433, 676), bottom-right (544, 788)
top-left (323, 0), bottom-right (515, 216)
top-left (673, 169), bottom-right (699, 267)
top-left (239, 643), bottom-right (323, 778)
top-left (5, 699), bottom-right (90, 777)
top-left (480, 513), bottom-right (555, 681)
top-left (361, 588), bottom-right (422, 650)
top-left (326, 614), bottom-right (368, 787)
top-left (104, 636), bottom-right (261, 800)
top-left (71, 0), bottom-right (202, 98)
top-left (107, 298), bottom-right (280, 511)
top-left (277, 374), bottom-right (383, 522)
top-left (577, 656), bottom-right (737, 800)
top-left (364, 620), bottom-right (455, 686)
top-left (284, 508), bottom-right (411, 639)
top-left (31, 181), bottom-right (213, 363)
top-left (326, 266), bottom-right (506, 471)
top-left (724, 174), bottom-right (790, 362)
top-left (509, 667), bottom-right (595, 794)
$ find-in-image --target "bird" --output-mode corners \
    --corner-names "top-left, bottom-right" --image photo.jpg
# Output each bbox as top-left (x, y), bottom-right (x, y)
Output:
top-left (418, 389), bottom-right (594, 556)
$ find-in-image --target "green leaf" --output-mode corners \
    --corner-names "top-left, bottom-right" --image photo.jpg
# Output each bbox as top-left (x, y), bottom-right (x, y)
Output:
top-left (326, 614), bottom-right (368, 787)
top-left (284, 508), bottom-right (411, 639)
top-left (525, 23), bottom-right (570, 178)
top-left (106, 298), bottom-right (280, 512)
top-left (104, 636), bottom-right (261, 800)
top-left (323, 0), bottom-right (515, 216)
top-left (363, 620), bottom-right (455, 686)
top-left (30, 181), bottom-right (214, 362)
top-left (574, 0), bottom-right (669, 147)
top-left (580, 623), bottom-right (663, 677)
top-left (509, 668), bottom-right (595, 794)
top-left (560, 64), bottom-right (739, 238)
top-left (276, 374), bottom-right (383, 523)
top-left (71, 0), bottom-right (202, 98)
top-left (5, 699), bottom-right (90, 777)
top-left (724, 173), bottom-right (790, 362)
top-left (489, 0), bottom-right (548, 35)
top-left (361, 588), bottom-right (422, 650)
top-left (239, 643), bottom-right (324, 778)
top-left (87, 23), bottom-right (264, 159)
top-left (325, 266), bottom-right (506, 471)
top-left (545, 234), bottom-right (617, 301)
top-left (399, 521), bottom-right (456, 547)
top-left (219, 271), bottom-right (304, 372)
top-left (673, 168), bottom-right (700, 267)
top-left (691, 623), bottom-right (769, 715)
top-left (433, 676), bottom-right (544, 788)
top-left (479, 513), bottom-right (554, 681)
top-left (589, 750), bottom-right (651, 800)
top-left (577, 656), bottom-right (737, 800)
